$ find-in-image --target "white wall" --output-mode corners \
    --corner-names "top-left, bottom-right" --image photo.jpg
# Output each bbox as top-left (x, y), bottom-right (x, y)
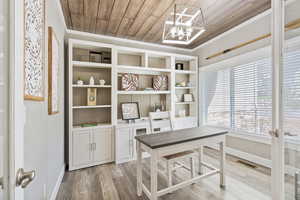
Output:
top-left (24, 0), bottom-right (65, 199)
top-left (194, 0), bottom-right (300, 162)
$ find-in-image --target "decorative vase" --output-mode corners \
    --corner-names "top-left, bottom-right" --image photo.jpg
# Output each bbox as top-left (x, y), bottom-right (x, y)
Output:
top-left (121, 73), bottom-right (138, 91)
top-left (89, 76), bottom-right (95, 85)
top-left (99, 79), bottom-right (105, 85)
top-left (77, 79), bottom-right (84, 85)
top-left (153, 75), bottom-right (168, 91)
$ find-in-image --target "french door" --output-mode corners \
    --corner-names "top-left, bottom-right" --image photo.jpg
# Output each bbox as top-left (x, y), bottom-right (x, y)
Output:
top-left (1, 0), bottom-right (34, 199)
top-left (271, 0), bottom-right (289, 199)
top-left (0, 0), bottom-right (9, 199)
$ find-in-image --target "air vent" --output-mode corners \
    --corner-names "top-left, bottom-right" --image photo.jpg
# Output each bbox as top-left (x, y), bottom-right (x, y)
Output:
top-left (236, 160), bottom-right (257, 168)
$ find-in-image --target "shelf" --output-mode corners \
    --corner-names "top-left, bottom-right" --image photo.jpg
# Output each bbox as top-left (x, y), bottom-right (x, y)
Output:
top-left (72, 85), bottom-right (112, 88)
top-left (72, 61), bottom-right (112, 69)
top-left (72, 105), bottom-right (112, 109)
top-left (175, 70), bottom-right (197, 74)
top-left (117, 90), bottom-right (171, 95)
top-left (73, 123), bottom-right (113, 130)
top-left (117, 65), bottom-right (171, 74)
top-left (175, 102), bottom-right (195, 105)
top-left (175, 87), bottom-right (195, 89)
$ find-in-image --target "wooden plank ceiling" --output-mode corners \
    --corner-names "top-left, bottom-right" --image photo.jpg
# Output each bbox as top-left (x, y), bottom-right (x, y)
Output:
top-left (60, 0), bottom-right (271, 49)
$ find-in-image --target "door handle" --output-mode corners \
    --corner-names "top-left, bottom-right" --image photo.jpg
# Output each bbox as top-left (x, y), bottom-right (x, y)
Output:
top-left (16, 168), bottom-right (36, 188)
top-left (0, 177), bottom-right (3, 189)
top-left (268, 129), bottom-right (279, 138)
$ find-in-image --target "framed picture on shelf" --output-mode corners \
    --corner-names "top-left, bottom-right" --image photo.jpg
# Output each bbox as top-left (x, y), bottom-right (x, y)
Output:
top-left (121, 102), bottom-right (140, 121)
top-left (89, 51), bottom-right (102, 63)
top-left (183, 94), bottom-right (193, 102)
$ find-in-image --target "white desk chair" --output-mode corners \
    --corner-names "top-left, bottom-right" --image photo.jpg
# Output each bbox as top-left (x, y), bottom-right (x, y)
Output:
top-left (149, 112), bottom-right (197, 188)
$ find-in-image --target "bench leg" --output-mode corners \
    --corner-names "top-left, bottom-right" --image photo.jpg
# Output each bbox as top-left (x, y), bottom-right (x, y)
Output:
top-left (190, 157), bottom-right (196, 179)
top-left (198, 146), bottom-right (203, 175)
top-left (167, 160), bottom-right (172, 187)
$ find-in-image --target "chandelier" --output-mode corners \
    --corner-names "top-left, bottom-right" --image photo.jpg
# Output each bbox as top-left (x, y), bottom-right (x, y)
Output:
top-left (162, 4), bottom-right (206, 45)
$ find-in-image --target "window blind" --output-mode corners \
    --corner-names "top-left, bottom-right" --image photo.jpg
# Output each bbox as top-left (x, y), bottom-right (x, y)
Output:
top-left (283, 50), bottom-right (300, 136)
top-left (203, 48), bottom-right (300, 136)
top-left (203, 70), bottom-right (231, 128)
top-left (231, 58), bottom-right (272, 135)
top-left (203, 58), bottom-right (272, 135)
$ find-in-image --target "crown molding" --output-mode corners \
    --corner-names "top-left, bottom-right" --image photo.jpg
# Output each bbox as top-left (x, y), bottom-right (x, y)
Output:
top-left (66, 29), bottom-right (194, 53)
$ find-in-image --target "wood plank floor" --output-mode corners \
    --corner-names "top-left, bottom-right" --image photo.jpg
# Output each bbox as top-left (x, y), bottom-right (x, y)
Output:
top-left (56, 148), bottom-right (274, 200)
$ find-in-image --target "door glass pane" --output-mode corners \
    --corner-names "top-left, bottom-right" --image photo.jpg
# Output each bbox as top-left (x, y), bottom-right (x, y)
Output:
top-left (0, 0), bottom-right (7, 199)
top-left (283, 1), bottom-right (300, 199)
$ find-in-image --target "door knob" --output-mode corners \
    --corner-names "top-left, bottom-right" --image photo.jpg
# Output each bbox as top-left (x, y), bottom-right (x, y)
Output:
top-left (16, 168), bottom-right (36, 188)
top-left (0, 177), bottom-right (3, 189)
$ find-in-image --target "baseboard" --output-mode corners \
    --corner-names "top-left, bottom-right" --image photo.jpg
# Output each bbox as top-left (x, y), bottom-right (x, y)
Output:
top-left (206, 144), bottom-right (298, 176)
top-left (50, 165), bottom-right (65, 200)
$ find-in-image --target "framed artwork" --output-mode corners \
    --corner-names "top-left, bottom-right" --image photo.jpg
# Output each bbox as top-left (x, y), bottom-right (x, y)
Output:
top-left (121, 102), bottom-right (140, 121)
top-left (24, 0), bottom-right (45, 101)
top-left (48, 27), bottom-right (59, 114)
top-left (183, 94), bottom-right (194, 102)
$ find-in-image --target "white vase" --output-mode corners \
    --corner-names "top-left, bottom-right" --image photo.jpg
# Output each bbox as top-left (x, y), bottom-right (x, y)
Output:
top-left (89, 76), bottom-right (95, 85)
top-left (99, 79), bottom-right (105, 85)
top-left (77, 80), bottom-right (83, 85)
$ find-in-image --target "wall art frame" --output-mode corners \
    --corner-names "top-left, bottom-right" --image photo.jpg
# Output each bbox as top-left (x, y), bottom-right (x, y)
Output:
top-left (48, 27), bottom-right (60, 115)
top-left (24, 0), bottom-right (45, 101)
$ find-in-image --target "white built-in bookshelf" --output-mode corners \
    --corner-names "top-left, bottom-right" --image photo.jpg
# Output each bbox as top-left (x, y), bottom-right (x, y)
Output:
top-left (67, 39), bottom-right (198, 170)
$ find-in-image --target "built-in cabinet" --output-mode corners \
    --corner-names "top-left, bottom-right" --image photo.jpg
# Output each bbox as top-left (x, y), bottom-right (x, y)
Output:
top-left (71, 126), bottom-right (114, 170)
top-left (67, 39), bottom-right (198, 170)
top-left (115, 121), bottom-right (150, 163)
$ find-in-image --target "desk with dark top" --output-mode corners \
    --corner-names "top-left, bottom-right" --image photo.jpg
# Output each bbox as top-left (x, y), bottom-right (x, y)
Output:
top-left (135, 126), bottom-right (228, 200)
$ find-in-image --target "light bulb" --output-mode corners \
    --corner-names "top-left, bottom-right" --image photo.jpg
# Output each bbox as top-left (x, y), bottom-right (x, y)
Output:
top-left (178, 28), bottom-right (184, 36)
top-left (187, 27), bottom-right (193, 33)
top-left (186, 31), bottom-right (192, 37)
top-left (186, 21), bottom-right (192, 27)
top-left (170, 27), bottom-right (177, 38)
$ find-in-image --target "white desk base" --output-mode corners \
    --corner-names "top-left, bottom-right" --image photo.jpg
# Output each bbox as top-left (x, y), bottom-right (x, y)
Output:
top-left (136, 135), bottom-right (226, 200)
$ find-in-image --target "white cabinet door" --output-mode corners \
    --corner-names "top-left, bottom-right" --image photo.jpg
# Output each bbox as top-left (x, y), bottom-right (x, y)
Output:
top-left (73, 130), bottom-right (92, 167)
top-left (115, 127), bottom-right (133, 163)
top-left (93, 127), bottom-right (113, 163)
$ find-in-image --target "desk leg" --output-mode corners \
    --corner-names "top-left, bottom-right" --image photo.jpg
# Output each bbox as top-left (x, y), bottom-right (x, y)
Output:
top-left (150, 151), bottom-right (158, 200)
top-left (220, 141), bottom-right (226, 188)
top-left (198, 146), bottom-right (203, 174)
top-left (137, 141), bottom-right (142, 196)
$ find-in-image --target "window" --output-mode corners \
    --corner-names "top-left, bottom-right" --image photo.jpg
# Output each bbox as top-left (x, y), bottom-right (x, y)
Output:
top-left (202, 49), bottom-right (300, 136)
